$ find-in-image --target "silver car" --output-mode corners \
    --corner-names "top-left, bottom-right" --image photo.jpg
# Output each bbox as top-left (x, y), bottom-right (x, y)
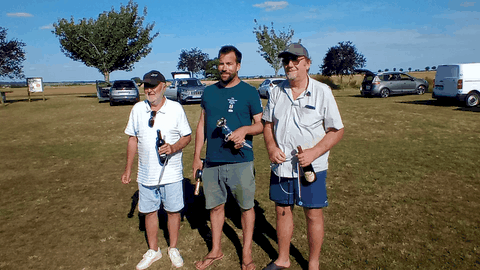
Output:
top-left (164, 78), bottom-right (205, 104)
top-left (257, 78), bottom-right (285, 99)
top-left (357, 70), bottom-right (429, 98)
top-left (109, 80), bottom-right (140, 106)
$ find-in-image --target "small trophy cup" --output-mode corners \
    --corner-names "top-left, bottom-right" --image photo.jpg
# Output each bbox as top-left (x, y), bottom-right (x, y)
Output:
top-left (216, 117), bottom-right (252, 148)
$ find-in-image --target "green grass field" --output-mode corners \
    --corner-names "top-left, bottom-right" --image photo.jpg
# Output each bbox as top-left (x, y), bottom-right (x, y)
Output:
top-left (1, 83), bottom-right (479, 269)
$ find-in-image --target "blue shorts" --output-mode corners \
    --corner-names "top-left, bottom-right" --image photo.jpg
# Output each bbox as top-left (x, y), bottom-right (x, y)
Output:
top-left (203, 161), bottom-right (255, 210)
top-left (269, 170), bottom-right (328, 208)
top-left (138, 181), bottom-right (184, 213)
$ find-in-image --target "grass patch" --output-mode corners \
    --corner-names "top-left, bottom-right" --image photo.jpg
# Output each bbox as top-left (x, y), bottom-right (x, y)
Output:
top-left (0, 83), bottom-right (479, 269)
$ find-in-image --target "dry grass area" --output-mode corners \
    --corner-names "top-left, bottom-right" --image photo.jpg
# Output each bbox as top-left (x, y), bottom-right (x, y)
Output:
top-left (1, 81), bottom-right (479, 270)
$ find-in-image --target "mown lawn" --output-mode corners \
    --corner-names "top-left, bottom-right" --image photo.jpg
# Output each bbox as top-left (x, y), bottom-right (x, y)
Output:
top-left (0, 84), bottom-right (478, 269)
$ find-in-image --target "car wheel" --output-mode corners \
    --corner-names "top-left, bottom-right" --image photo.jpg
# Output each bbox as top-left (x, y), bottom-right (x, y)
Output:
top-left (465, 92), bottom-right (480, 107)
top-left (416, 85), bottom-right (426, 95)
top-left (380, 88), bottom-right (390, 98)
top-left (177, 92), bottom-right (185, 105)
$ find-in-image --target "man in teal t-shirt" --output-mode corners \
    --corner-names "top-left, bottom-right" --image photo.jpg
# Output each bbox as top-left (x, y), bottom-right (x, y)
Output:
top-left (193, 45), bottom-right (263, 270)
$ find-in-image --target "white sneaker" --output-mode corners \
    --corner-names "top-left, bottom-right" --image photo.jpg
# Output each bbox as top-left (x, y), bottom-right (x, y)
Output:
top-left (168, 247), bottom-right (184, 268)
top-left (136, 248), bottom-right (162, 270)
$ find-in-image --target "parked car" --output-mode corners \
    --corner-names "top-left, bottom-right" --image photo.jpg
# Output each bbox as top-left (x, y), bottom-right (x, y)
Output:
top-left (257, 78), bottom-right (285, 99)
top-left (164, 78), bottom-right (205, 104)
top-left (433, 63), bottom-right (480, 107)
top-left (96, 80), bottom-right (111, 102)
top-left (109, 80), bottom-right (140, 106)
top-left (356, 70), bottom-right (429, 98)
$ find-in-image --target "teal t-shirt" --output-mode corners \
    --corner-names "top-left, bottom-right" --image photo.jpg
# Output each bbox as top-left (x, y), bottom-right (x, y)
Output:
top-left (201, 81), bottom-right (263, 163)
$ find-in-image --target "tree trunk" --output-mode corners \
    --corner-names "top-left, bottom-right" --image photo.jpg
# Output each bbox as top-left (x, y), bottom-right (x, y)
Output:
top-left (103, 71), bottom-right (110, 83)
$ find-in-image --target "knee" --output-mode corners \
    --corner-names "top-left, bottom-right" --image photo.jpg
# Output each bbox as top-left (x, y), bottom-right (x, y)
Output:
top-left (305, 209), bottom-right (324, 224)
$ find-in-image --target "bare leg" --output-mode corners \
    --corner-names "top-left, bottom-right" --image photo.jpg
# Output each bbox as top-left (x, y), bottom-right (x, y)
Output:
top-left (145, 211), bottom-right (159, 250)
top-left (241, 207), bottom-right (255, 266)
top-left (167, 211), bottom-right (181, 248)
top-left (274, 204), bottom-right (293, 268)
top-left (195, 204), bottom-right (225, 269)
top-left (304, 208), bottom-right (324, 270)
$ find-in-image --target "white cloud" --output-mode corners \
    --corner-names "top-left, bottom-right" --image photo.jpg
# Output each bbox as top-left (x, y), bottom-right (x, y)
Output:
top-left (253, 1), bottom-right (288, 11)
top-left (7, 12), bottom-right (33, 17)
top-left (460, 2), bottom-right (475, 7)
top-left (40, 25), bottom-right (54, 30)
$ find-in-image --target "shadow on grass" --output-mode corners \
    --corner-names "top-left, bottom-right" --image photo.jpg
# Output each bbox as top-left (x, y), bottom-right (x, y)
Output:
top-left (398, 99), bottom-right (480, 112)
top-left (126, 178), bottom-right (308, 269)
top-left (398, 99), bottom-right (455, 106)
top-left (78, 94), bottom-right (97, 98)
top-left (1, 97), bottom-right (47, 105)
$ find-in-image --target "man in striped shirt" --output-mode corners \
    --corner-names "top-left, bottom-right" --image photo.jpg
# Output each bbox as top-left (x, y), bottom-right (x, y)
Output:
top-left (121, 70), bottom-right (192, 269)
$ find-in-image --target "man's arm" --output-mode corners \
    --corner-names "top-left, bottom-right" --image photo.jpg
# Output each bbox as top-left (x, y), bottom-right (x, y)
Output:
top-left (297, 127), bottom-right (344, 167)
top-left (121, 136), bottom-right (138, 184)
top-left (263, 120), bottom-right (286, 164)
top-left (192, 109), bottom-right (206, 179)
top-left (228, 112), bottom-right (263, 147)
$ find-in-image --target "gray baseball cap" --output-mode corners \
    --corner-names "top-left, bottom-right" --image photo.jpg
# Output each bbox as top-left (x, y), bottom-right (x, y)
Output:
top-left (278, 43), bottom-right (310, 59)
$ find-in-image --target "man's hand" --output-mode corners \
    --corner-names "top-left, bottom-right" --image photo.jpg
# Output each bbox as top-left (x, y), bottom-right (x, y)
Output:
top-left (297, 147), bottom-right (316, 167)
top-left (121, 170), bottom-right (131, 184)
top-left (227, 126), bottom-right (248, 148)
top-left (158, 143), bottom-right (175, 155)
top-left (268, 147), bottom-right (287, 164)
top-left (192, 158), bottom-right (203, 180)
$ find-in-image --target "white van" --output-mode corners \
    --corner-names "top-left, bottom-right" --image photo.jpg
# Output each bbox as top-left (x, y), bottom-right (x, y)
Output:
top-left (433, 63), bottom-right (480, 107)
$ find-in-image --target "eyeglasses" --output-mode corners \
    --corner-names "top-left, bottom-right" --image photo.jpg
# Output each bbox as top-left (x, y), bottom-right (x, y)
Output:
top-left (282, 56), bottom-right (305, 66)
top-left (148, 110), bottom-right (156, 128)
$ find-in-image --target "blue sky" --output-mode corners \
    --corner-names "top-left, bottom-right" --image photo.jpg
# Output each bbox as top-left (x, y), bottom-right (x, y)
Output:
top-left (1, 0), bottom-right (479, 82)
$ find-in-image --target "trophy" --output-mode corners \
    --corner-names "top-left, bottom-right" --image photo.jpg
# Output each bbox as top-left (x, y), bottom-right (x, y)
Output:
top-left (216, 117), bottom-right (252, 148)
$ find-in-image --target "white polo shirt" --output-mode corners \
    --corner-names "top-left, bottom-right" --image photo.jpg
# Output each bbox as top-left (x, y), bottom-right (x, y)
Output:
top-left (125, 99), bottom-right (191, 186)
top-left (262, 77), bottom-right (344, 178)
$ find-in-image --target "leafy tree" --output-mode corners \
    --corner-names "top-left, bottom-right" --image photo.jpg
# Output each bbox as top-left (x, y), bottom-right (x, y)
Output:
top-left (52, 0), bottom-right (158, 82)
top-left (253, 20), bottom-right (294, 77)
top-left (378, 69), bottom-right (382, 72)
top-left (408, 67), bottom-right (412, 72)
top-left (425, 66), bottom-right (430, 71)
top-left (432, 66), bottom-right (436, 70)
top-left (384, 69), bottom-right (389, 72)
top-left (321, 41), bottom-right (366, 81)
top-left (131, 76), bottom-right (142, 85)
top-left (399, 68), bottom-right (403, 71)
top-left (393, 68), bottom-right (396, 71)
top-left (205, 58), bottom-right (220, 80)
top-left (177, 47), bottom-right (209, 76)
top-left (0, 27), bottom-right (26, 79)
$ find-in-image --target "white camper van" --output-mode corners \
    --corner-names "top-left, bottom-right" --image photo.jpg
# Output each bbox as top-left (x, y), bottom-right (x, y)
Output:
top-left (433, 63), bottom-right (480, 107)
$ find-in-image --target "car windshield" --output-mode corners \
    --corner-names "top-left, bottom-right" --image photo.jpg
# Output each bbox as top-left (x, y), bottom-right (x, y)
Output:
top-left (112, 81), bottom-right (135, 88)
top-left (272, 79), bottom-right (284, 85)
top-left (180, 79), bottom-right (201, 86)
top-left (436, 66), bottom-right (459, 78)
top-left (363, 74), bottom-right (375, 83)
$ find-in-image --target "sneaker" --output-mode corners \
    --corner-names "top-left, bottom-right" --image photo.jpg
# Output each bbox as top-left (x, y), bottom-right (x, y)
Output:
top-left (136, 248), bottom-right (162, 270)
top-left (168, 247), bottom-right (184, 268)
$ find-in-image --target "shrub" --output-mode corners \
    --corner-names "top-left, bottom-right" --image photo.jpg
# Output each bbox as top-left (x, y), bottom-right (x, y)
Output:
top-left (348, 80), bottom-right (359, 89)
top-left (311, 74), bottom-right (339, 89)
top-left (424, 77), bottom-right (434, 92)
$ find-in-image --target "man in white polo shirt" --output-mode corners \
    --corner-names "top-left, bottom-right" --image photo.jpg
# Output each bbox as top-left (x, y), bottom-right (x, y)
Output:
top-left (121, 70), bottom-right (192, 269)
top-left (262, 43), bottom-right (344, 270)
